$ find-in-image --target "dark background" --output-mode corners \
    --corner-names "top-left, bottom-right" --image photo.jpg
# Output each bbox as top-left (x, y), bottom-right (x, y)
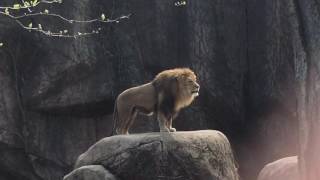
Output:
top-left (1, 0), bottom-right (318, 179)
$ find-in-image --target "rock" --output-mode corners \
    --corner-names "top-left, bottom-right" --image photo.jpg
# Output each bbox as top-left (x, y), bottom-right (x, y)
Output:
top-left (295, 0), bottom-right (320, 178)
top-left (74, 130), bottom-right (239, 180)
top-left (257, 156), bottom-right (299, 180)
top-left (0, 23), bottom-right (40, 179)
top-left (64, 165), bottom-right (117, 180)
top-left (0, 0), bottom-right (316, 179)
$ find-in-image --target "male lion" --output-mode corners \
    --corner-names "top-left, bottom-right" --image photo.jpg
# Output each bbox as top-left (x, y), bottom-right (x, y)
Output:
top-left (113, 68), bottom-right (200, 135)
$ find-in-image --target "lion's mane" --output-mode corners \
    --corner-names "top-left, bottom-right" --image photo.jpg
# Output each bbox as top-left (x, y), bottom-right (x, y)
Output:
top-left (152, 68), bottom-right (197, 118)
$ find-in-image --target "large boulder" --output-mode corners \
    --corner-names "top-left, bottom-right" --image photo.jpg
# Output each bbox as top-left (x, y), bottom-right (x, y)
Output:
top-left (64, 165), bottom-right (117, 180)
top-left (72, 130), bottom-right (239, 180)
top-left (257, 156), bottom-right (299, 180)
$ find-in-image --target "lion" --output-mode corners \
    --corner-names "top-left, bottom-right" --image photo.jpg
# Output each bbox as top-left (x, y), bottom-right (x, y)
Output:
top-left (112, 68), bottom-right (200, 135)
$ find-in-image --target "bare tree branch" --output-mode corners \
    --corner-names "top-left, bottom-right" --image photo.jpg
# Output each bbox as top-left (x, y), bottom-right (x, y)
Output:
top-left (9, 12), bottom-right (131, 24)
top-left (0, 0), bottom-right (131, 38)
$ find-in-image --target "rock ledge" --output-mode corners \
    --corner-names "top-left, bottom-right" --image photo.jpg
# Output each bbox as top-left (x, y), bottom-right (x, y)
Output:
top-left (65, 130), bottom-right (239, 180)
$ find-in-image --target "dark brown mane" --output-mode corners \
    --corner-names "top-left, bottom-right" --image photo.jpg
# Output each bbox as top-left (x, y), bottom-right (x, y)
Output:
top-left (151, 68), bottom-right (197, 119)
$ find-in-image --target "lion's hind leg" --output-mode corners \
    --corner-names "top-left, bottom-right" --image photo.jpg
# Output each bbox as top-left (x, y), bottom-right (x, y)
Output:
top-left (123, 108), bottom-right (138, 135)
top-left (116, 105), bottom-right (133, 135)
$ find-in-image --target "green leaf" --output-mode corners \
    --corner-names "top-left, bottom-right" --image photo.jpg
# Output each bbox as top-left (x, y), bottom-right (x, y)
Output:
top-left (24, 1), bottom-right (30, 7)
top-left (101, 13), bottom-right (106, 21)
top-left (28, 22), bottom-right (33, 28)
top-left (13, 4), bottom-right (21, 9)
top-left (32, 0), bottom-right (38, 6)
top-left (44, 9), bottom-right (49, 14)
top-left (4, 8), bottom-right (9, 15)
top-left (174, 1), bottom-right (187, 6)
top-left (0, 43), bottom-right (3, 47)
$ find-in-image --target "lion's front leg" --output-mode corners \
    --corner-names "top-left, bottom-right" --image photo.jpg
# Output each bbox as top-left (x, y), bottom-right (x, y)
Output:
top-left (157, 112), bottom-right (170, 133)
top-left (167, 117), bottom-right (176, 132)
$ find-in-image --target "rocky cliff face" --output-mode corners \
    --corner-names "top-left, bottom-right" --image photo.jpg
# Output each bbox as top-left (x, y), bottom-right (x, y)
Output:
top-left (0, 0), bottom-right (316, 180)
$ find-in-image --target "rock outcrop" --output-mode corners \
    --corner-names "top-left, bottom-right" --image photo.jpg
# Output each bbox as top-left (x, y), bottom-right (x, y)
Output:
top-left (257, 156), bottom-right (299, 180)
top-left (66, 130), bottom-right (239, 180)
top-left (64, 165), bottom-right (117, 180)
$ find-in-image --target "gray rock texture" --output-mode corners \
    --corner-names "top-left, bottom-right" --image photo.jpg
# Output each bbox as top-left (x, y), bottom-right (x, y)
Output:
top-left (257, 156), bottom-right (299, 180)
top-left (74, 130), bottom-right (239, 180)
top-left (64, 165), bottom-right (117, 180)
top-left (0, 0), bottom-right (319, 179)
top-left (294, 0), bottom-right (320, 179)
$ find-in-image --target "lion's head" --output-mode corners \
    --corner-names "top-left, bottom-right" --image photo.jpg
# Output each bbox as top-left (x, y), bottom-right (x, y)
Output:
top-left (153, 68), bottom-right (200, 110)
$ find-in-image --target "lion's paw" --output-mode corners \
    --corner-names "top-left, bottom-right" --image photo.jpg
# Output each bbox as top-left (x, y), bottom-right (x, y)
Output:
top-left (169, 128), bottom-right (176, 132)
top-left (160, 128), bottom-right (170, 133)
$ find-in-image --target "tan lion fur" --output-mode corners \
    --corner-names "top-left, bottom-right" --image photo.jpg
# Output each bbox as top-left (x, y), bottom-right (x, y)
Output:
top-left (113, 68), bottom-right (200, 135)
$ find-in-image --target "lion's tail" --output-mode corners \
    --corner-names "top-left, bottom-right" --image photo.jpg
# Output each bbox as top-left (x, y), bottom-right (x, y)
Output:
top-left (111, 100), bottom-right (118, 136)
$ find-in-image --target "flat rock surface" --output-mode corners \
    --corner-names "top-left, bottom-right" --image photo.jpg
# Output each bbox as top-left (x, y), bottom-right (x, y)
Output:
top-left (74, 130), bottom-right (239, 180)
